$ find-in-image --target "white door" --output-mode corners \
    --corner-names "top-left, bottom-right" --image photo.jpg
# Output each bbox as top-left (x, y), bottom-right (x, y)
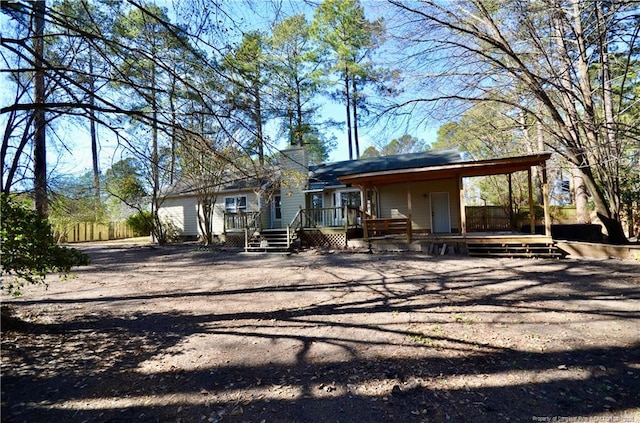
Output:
top-left (430, 192), bottom-right (451, 233)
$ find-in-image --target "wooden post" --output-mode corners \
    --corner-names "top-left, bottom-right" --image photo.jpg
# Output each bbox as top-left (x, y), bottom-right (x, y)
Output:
top-left (406, 182), bottom-right (413, 242)
top-left (528, 168), bottom-right (535, 235)
top-left (541, 164), bottom-right (551, 237)
top-left (363, 184), bottom-right (369, 241)
top-left (508, 173), bottom-right (514, 231)
top-left (459, 175), bottom-right (466, 236)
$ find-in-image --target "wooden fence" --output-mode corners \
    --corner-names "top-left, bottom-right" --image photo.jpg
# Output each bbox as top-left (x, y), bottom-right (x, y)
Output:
top-left (466, 206), bottom-right (513, 231)
top-left (466, 205), bottom-right (577, 232)
top-left (54, 221), bottom-right (136, 243)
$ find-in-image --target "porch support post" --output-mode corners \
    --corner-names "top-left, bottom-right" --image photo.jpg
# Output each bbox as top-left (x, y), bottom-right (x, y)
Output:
top-left (508, 173), bottom-right (514, 231)
top-left (541, 164), bottom-right (551, 236)
top-left (459, 174), bottom-right (466, 236)
top-left (406, 181), bottom-right (413, 243)
top-left (528, 168), bottom-right (535, 234)
top-left (363, 184), bottom-right (369, 242)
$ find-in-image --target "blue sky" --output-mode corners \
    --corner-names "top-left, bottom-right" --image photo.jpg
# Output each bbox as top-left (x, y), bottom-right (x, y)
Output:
top-left (0, 0), bottom-right (440, 181)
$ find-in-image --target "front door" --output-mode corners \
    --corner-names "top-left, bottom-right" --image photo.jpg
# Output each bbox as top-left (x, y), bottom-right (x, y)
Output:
top-left (430, 192), bottom-right (451, 233)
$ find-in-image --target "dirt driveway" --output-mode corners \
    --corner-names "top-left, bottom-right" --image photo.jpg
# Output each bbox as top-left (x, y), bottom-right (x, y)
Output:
top-left (2, 240), bottom-right (639, 422)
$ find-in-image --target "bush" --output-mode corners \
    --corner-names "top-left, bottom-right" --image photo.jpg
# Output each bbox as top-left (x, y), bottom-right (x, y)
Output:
top-left (126, 211), bottom-right (154, 236)
top-left (1, 194), bottom-right (89, 296)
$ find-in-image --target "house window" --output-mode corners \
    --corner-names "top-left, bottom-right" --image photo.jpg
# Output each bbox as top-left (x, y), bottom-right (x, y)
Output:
top-left (273, 195), bottom-right (282, 220)
top-left (309, 193), bottom-right (324, 226)
top-left (225, 196), bottom-right (247, 213)
top-left (310, 193), bottom-right (323, 209)
top-left (333, 189), bottom-right (361, 210)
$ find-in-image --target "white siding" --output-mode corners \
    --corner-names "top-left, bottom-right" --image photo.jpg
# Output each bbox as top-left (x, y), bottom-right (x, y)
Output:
top-left (280, 147), bottom-right (308, 225)
top-left (159, 190), bottom-right (262, 237)
top-left (213, 191), bottom-right (261, 234)
top-left (158, 196), bottom-right (199, 237)
top-left (212, 201), bottom-right (225, 235)
top-left (379, 184), bottom-right (408, 219)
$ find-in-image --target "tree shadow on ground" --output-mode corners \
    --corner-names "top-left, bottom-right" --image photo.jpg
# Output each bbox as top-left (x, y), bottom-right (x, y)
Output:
top-left (2, 248), bottom-right (639, 422)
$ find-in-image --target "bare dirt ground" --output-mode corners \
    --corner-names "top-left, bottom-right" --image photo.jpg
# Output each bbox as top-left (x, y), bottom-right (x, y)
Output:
top-left (2, 239), bottom-right (640, 423)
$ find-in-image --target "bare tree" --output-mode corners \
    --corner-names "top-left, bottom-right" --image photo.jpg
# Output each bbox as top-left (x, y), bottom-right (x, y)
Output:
top-left (387, 0), bottom-right (639, 243)
top-left (1, 1), bottom-right (252, 239)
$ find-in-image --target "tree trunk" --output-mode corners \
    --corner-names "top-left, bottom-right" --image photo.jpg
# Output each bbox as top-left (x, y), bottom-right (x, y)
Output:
top-left (169, 77), bottom-right (177, 185)
top-left (33, 0), bottom-right (47, 216)
top-left (573, 169), bottom-right (589, 224)
top-left (2, 112), bottom-right (35, 195)
top-left (344, 70), bottom-right (353, 160)
top-left (521, 110), bottom-right (542, 203)
top-left (89, 54), bottom-right (100, 203)
top-left (596, 0), bottom-right (622, 226)
top-left (295, 77), bottom-right (304, 146)
top-left (352, 75), bottom-right (360, 159)
top-left (150, 59), bottom-right (164, 245)
top-left (535, 108), bottom-right (548, 205)
top-left (254, 79), bottom-right (264, 166)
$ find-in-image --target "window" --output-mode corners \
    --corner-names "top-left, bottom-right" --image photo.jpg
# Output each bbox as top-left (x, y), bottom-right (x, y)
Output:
top-left (341, 191), bottom-right (361, 208)
top-left (333, 190), bottom-right (361, 208)
top-left (225, 196), bottom-right (247, 213)
top-left (311, 193), bottom-right (323, 209)
top-left (273, 195), bottom-right (282, 220)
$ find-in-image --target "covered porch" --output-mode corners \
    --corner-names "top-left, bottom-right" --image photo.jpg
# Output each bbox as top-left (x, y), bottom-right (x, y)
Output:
top-left (337, 152), bottom-right (555, 255)
top-left (223, 150), bottom-right (558, 256)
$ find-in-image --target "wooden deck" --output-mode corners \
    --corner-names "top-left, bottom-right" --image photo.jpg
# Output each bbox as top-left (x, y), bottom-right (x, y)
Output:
top-left (348, 232), bottom-right (561, 258)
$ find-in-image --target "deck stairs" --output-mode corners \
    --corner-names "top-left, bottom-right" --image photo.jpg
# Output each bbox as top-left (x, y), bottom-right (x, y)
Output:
top-left (245, 228), bottom-right (298, 253)
top-left (466, 239), bottom-right (563, 258)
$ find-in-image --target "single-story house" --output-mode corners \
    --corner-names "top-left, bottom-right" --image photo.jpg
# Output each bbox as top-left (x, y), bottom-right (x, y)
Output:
top-left (159, 146), bottom-right (554, 254)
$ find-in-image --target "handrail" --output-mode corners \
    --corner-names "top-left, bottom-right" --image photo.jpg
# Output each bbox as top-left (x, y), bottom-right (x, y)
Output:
top-left (224, 211), bottom-right (262, 232)
top-left (289, 207), bottom-right (303, 228)
top-left (286, 207), bottom-right (305, 249)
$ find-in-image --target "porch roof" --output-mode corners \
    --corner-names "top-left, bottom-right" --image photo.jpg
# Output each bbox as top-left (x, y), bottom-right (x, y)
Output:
top-left (337, 152), bottom-right (552, 186)
top-left (310, 149), bottom-right (463, 188)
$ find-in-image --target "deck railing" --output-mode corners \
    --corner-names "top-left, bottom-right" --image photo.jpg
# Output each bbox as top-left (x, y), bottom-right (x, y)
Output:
top-left (301, 206), bottom-right (361, 228)
top-left (364, 218), bottom-right (410, 239)
top-left (224, 211), bottom-right (262, 232)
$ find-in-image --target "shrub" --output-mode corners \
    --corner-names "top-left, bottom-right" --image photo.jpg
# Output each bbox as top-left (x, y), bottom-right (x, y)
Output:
top-left (0, 194), bottom-right (89, 296)
top-left (126, 211), bottom-right (154, 236)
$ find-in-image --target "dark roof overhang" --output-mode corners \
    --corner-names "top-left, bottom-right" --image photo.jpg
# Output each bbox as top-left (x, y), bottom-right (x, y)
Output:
top-left (337, 153), bottom-right (552, 186)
